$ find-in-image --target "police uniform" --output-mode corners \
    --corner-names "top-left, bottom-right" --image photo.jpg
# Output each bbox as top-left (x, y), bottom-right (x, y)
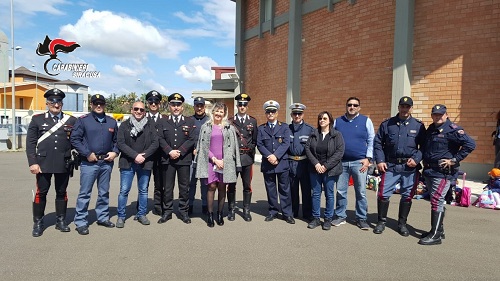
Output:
top-left (188, 97), bottom-right (209, 215)
top-left (419, 104), bottom-right (476, 245)
top-left (26, 88), bottom-right (77, 237)
top-left (71, 94), bottom-right (120, 234)
top-left (287, 103), bottom-right (314, 219)
top-left (227, 93), bottom-right (258, 221)
top-left (157, 93), bottom-right (196, 224)
top-left (256, 100), bottom-right (294, 223)
top-left (373, 96), bottom-right (426, 236)
top-left (145, 90), bottom-right (164, 215)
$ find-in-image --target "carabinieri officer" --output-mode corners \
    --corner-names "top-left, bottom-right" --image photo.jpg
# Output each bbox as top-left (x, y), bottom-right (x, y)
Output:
top-left (26, 88), bottom-right (77, 237)
top-left (257, 100), bottom-right (295, 224)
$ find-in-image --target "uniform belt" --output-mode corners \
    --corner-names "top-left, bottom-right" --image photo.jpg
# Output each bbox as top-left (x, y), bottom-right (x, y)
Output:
top-left (426, 163), bottom-right (441, 168)
top-left (289, 155), bottom-right (307, 161)
top-left (387, 157), bottom-right (408, 164)
top-left (239, 148), bottom-right (250, 154)
top-left (96, 154), bottom-right (108, 160)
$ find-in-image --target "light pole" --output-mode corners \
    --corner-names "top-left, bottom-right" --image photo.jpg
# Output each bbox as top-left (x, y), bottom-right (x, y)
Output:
top-left (32, 64), bottom-right (37, 111)
top-left (10, 0), bottom-right (21, 150)
top-left (0, 44), bottom-right (7, 121)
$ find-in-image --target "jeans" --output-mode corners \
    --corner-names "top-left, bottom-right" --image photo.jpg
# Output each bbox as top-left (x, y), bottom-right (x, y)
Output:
top-left (117, 163), bottom-right (151, 219)
top-left (74, 160), bottom-right (113, 227)
top-left (334, 160), bottom-right (368, 220)
top-left (378, 169), bottom-right (418, 202)
top-left (310, 172), bottom-right (337, 219)
top-left (188, 164), bottom-right (207, 207)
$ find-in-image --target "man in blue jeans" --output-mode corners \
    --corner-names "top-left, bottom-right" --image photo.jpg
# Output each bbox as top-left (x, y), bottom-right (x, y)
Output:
top-left (333, 97), bottom-right (375, 230)
top-left (71, 94), bottom-right (120, 235)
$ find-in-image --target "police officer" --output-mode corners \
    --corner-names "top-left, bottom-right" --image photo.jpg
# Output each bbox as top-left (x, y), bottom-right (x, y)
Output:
top-left (288, 103), bottom-right (314, 220)
top-left (188, 97), bottom-right (209, 215)
top-left (26, 88), bottom-right (77, 237)
top-left (419, 104), bottom-right (475, 245)
top-left (373, 96), bottom-right (426, 236)
top-left (145, 90), bottom-right (164, 216)
top-left (71, 94), bottom-right (119, 235)
top-left (227, 93), bottom-right (257, 221)
top-left (257, 100), bottom-right (295, 224)
top-left (157, 93), bottom-right (195, 224)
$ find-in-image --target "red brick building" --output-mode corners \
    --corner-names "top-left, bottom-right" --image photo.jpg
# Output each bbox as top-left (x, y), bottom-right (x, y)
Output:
top-left (232, 0), bottom-right (500, 179)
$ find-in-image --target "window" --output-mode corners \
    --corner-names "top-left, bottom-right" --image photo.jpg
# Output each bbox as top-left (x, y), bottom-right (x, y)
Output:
top-left (264, 0), bottom-right (272, 21)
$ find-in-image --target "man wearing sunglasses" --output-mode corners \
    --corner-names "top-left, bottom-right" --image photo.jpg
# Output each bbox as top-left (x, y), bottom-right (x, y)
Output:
top-left (332, 97), bottom-right (375, 230)
top-left (71, 94), bottom-right (119, 235)
top-left (156, 93), bottom-right (196, 224)
top-left (287, 103), bottom-right (314, 221)
top-left (188, 97), bottom-right (209, 216)
top-left (257, 100), bottom-right (295, 224)
top-left (145, 90), bottom-right (164, 216)
top-left (26, 88), bottom-right (77, 237)
top-left (227, 93), bottom-right (258, 222)
top-left (115, 101), bottom-right (159, 228)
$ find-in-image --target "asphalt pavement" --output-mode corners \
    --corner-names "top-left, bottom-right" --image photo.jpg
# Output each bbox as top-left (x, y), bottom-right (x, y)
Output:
top-left (0, 152), bottom-right (498, 280)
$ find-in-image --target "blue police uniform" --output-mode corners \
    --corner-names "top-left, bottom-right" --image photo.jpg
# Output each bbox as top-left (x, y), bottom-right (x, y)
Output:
top-left (71, 112), bottom-right (119, 230)
top-left (288, 120), bottom-right (314, 219)
top-left (373, 111), bottom-right (425, 235)
top-left (419, 104), bottom-right (475, 245)
top-left (257, 114), bottom-right (294, 221)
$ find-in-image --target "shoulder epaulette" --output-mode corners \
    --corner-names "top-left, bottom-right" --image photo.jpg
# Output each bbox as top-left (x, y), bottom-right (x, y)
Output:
top-left (450, 123), bottom-right (459, 129)
top-left (79, 114), bottom-right (89, 118)
top-left (414, 118), bottom-right (423, 123)
top-left (248, 115), bottom-right (257, 120)
top-left (382, 117), bottom-right (391, 123)
top-left (258, 123), bottom-right (267, 128)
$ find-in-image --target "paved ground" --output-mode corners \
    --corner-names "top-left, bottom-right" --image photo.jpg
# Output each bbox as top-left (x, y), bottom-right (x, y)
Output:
top-left (0, 152), bottom-right (498, 280)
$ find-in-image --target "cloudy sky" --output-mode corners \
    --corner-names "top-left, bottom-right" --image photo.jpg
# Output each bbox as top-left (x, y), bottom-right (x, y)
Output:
top-left (0, 0), bottom-right (236, 103)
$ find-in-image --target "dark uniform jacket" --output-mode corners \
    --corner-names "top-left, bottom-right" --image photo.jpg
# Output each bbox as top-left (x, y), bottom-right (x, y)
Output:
top-left (157, 115), bottom-right (195, 166)
top-left (305, 126), bottom-right (345, 177)
top-left (374, 115), bottom-right (426, 172)
top-left (146, 112), bottom-right (164, 161)
top-left (70, 113), bottom-right (119, 158)
top-left (117, 118), bottom-right (159, 170)
top-left (257, 121), bottom-right (291, 174)
top-left (422, 119), bottom-right (476, 178)
top-left (26, 112), bottom-right (77, 173)
top-left (230, 115), bottom-right (258, 167)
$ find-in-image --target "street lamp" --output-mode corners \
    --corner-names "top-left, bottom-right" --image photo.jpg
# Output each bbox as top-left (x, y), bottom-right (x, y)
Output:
top-left (32, 64), bottom-right (37, 111)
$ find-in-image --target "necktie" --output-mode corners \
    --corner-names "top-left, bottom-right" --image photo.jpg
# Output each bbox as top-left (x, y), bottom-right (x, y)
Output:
top-left (153, 115), bottom-right (156, 122)
top-left (174, 117), bottom-right (178, 125)
top-left (240, 117), bottom-right (244, 124)
top-left (270, 123), bottom-right (274, 132)
top-left (53, 116), bottom-right (59, 123)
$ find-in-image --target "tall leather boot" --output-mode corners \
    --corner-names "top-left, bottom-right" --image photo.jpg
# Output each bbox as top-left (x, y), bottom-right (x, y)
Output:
top-left (216, 211), bottom-right (224, 226)
top-left (227, 192), bottom-right (236, 221)
top-left (398, 201), bottom-right (412, 237)
top-left (55, 200), bottom-right (70, 232)
top-left (421, 207), bottom-right (445, 239)
top-left (32, 201), bottom-right (46, 237)
top-left (373, 199), bottom-right (390, 234)
top-left (243, 192), bottom-right (252, 222)
top-left (418, 210), bottom-right (444, 245)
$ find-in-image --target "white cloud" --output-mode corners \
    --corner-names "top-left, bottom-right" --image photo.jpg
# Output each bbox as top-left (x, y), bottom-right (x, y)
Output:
top-left (59, 9), bottom-right (188, 60)
top-left (113, 65), bottom-right (138, 77)
top-left (175, 56), bottom-right (218, 83)
top-left (8, 0), bottom-right (69, 16)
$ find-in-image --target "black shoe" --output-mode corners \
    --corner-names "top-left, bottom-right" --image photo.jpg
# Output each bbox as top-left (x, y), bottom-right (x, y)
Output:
top-left (207, 212), bottom-right (215, 228)
top-left (373, 222), bottom-right (386, 234)
top-left (216, 211), bottom-right (224, 226)
top-left (181, 215), bottom-right (191, 224)
top-left (55, 218), bottom-right (70, 233)
top-left (227, 208), bottom-right (235, 221)
top-left (322, 218), bottom-right (332, 231)
top-left (307, 218), bottom-right (321, 229)
top-left (398, 224), bottom-right (409, 237)
top-left (32, 219), bottom-right (44, 237)
top-left (202, 206), bottom-right (208, 215)
top-left (264, 214), bottom-right (277, 222)
top-left (188, 206), bottom-right (193, 216)
top-left (97, 220), bottom-right (115, 228)
top-left (76, 226), bottom-right (89, 235)
top-left (285, 216), bottom-right (295, 224)
top-left (157, 214), bottom-right (172, 224)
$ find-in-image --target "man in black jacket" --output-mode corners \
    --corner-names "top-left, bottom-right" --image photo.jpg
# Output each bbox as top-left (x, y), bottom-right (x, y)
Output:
top-left (26, 88), bottom-right (77, 237)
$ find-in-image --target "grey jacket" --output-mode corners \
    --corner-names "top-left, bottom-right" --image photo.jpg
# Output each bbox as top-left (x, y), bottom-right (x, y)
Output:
top-left (195, 122), bottom-right (241, 183)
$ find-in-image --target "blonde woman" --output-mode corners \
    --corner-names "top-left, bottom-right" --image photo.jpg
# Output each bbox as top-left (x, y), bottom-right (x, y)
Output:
top-left (195, 103), bottom-right (241, 227)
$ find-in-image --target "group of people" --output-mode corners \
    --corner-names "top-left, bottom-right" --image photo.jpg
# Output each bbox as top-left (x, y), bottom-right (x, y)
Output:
top-left (26, 89), bottom-right (477, 246)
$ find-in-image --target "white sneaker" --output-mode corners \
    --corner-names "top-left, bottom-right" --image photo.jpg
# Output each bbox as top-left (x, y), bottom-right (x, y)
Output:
top-left (495, 205), bottom-right (500, 210)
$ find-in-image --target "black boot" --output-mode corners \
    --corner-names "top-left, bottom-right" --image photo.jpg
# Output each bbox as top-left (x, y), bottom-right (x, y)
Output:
top-left (373, 199), bottom-right (390, 234)
top-left (216, 211), bottom-right (224, 226)
top-left (227, 192), bottom-right (236, 221)
top-left (207, 212), bottom-right (214, 228)
top-left (421, 207), bottom-right (445, 239)
top-left (243, 192), bottom-right (252, 222)
top-left (55, 200), bottom-right (70, 232)
top-left (418, 210), bottom-right (444, 245)
top-left (32, 201), bottom-right (46, 237)
top-left (398, 201), bottom-right (412, 237)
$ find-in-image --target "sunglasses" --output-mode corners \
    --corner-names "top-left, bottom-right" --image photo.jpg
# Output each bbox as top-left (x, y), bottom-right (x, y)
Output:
top-left (347, 103), bottom-right (360, 108)
top-left (265, 109), bottom-right (277, 114)
top-left (238, 102), bottom-right (248, 107)
top-left (48, 100), bottom-right (63, 105)
top-left (93, 102), bottom-right (106, 106)
top-left (292, 112), bottom-right (303, 116)
top-left (133, 107), bottom-right (145, 112)
top-left (318, 117), bottom-right (329, 121)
